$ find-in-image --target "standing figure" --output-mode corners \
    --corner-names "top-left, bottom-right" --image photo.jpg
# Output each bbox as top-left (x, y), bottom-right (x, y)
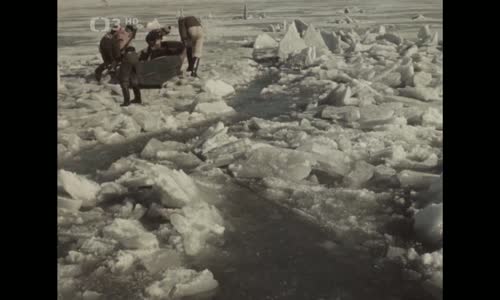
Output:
top-left (178, 16), bottom-right (204, 77)
top-left (141, 26), bottom-right (171, 61)
top-left (117, 25), bottom-right (142, 107)
top-left (94, 24), bottom-right (121, 83)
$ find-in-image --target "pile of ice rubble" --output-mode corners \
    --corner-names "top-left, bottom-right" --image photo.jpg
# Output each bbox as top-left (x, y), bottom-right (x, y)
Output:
top-left (251, 20), bottom-right (442, 298)
top-left (57, 17), bottom-right (442, 298)
top-left (58, 151), bottom-right (225, 299)
top-left (58, 52), bottom-right (262, 161)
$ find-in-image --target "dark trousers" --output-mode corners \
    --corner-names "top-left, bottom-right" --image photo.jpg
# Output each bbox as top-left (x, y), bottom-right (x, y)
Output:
top-left (95, 51), bottom-right (115, 81)
top-left (95, 61), bottom-right (111, 81)
top-left (186, 47), bottom-right (194, 71)
top-left (119, 71), bottom-right (141, 104)
top-left (119, 50), bottom-right (142, 104)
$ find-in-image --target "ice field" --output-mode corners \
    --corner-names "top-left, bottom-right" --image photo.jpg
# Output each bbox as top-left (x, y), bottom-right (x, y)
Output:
top-left (58, 1), bottom-right (443, 299)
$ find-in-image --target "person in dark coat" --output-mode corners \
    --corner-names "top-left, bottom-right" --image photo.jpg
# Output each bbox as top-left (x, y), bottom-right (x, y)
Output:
top-left (117, 25), bottom-right (142, 107)
top-left (141, 27), bottom-right (172, 61)
top-left (94, 24), bottom-right (121, 83)
top-left (118, 46), bottom-right (142, 106)
top-left (146, 27), bottom-right (171, 49)
top-left (178, 16), bottom-right (204, 77)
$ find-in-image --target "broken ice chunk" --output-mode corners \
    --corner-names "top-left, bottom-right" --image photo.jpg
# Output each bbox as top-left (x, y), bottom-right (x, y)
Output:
top-left (58, 170), bottom-right (100, 208)
top-left (380, 72), bottom-right (402, 88)
top-left (381, 33), bottom-right (403, 45)
top-left (310, 148), bottom-right (352, 178)
top-left (131, 203), bottom-right (147, 220)
top-left (321, 106), bottom-right (360, 122)
top-left (143, 146), bottom-right (200, 168)
top-left (102, 219), bottom-right (159, 249)
top-left (96, 182), bottom-right (127, 203)
top-left (344, 161), bottom-right (375, 188)
top-left (359, 105), bottom-right (395, 129)
top-left (296, 136), bottom-right (339, 155)
top-left (58, 143), bottom-right (69, 160)
top-left (141, 138), bottom-right (168, 159)
top-left (253, 33), bottom-right (279, 49)
top-left (98, 114), bottom-right (142, 139)
top-left (303, 24), bottom-right (328, 50)
top-left (402, 45), bottom-right (419, 57)
top-left (427, 32), bottom-right (439, 47)
top-left (322, 84), bottom-right (357, 106)
top-left (286, 46), bottom-right (317, 67)
top-left (321, 31), bottom-right (342, 54)
top-left (107, 250), bottom-right (137, 274)
top-left (145, 164), bottom-right (201, 208)
top-left (279, 22), bottom-right (308, 59)
top-left (398, 59), bottom-right (415, 86)
top-left (398, 86), bottom-right (441, 102)
top-left (421, 107), bottom-right (443, 130)
top-left (352, 42), bottom-right (373, 53)
top-left (173, 269), bottom-right (219, 298)
top-left (203, 80), bottom-right (235, 97)
top-left (93, 127), bottom-right (125, 145)
top-left (170, 202), bottom-right (225, 255)
top-left (369, 44), bottom-right (399, 60)
top-left (127, 107), bottom-right (175, 132)
top-left (97, 156), bottom-right (140, 181)
top-left (158, 152), bottom-right (203, 170)
top-left (377, 25), bottom-right (386, 35)
top-left (371, 165), bottom-right (398, 186)
top-left (229, 146), bottom-right (312, 181)
top-left (145, 268), bottom-right (218, 300)
top-left (58, 196), bottom-right (83, 212)
top-left (418, 25), bottom-right (432, 41)
top-left (204, 138), bottom-right (254, 167)
top-left (58, 119), bottom-right (70, 130)
top-left (362, 31), bottom-right (378, 44)
top-left (398, 170), bottom-right (440, 190)
top-left (412, 71), bottom-right (433, 87)
top-left (79, 237), bottom-right (118, 256)
top-left (304, 46), bottom-right (318, 66)
top-left (113, 200), bottom-right (134, 218)
top-left (194, 122), bottom-right (239, 155)
top-left (58, 264), bottom-right (84, 278)
top-left (58, 133), bottom-right (82, 153)
top-left (193, 101), bottom-right (236, 117)
top-left (139, 249), bottom-right (183, 275)
top-left (141, 139), bottom-right (189, 160)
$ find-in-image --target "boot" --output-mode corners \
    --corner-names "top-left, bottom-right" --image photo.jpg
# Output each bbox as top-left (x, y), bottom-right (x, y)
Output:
top-left (191, 57), bottom-right (200, 77)
top-left (131, 86), bottom-right (142, 104)
top-left (186, 47), bottom-right (194, 72)
top-left (120, 85), bottom-right (131, 107)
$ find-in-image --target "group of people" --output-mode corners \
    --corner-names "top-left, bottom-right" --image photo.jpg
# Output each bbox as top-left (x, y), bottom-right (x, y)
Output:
top-left (95, 16), bottom-right (205, 107)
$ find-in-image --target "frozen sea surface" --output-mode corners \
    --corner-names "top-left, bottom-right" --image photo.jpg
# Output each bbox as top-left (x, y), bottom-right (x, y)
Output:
top-left (58, 1), bottom-right (442, 299)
